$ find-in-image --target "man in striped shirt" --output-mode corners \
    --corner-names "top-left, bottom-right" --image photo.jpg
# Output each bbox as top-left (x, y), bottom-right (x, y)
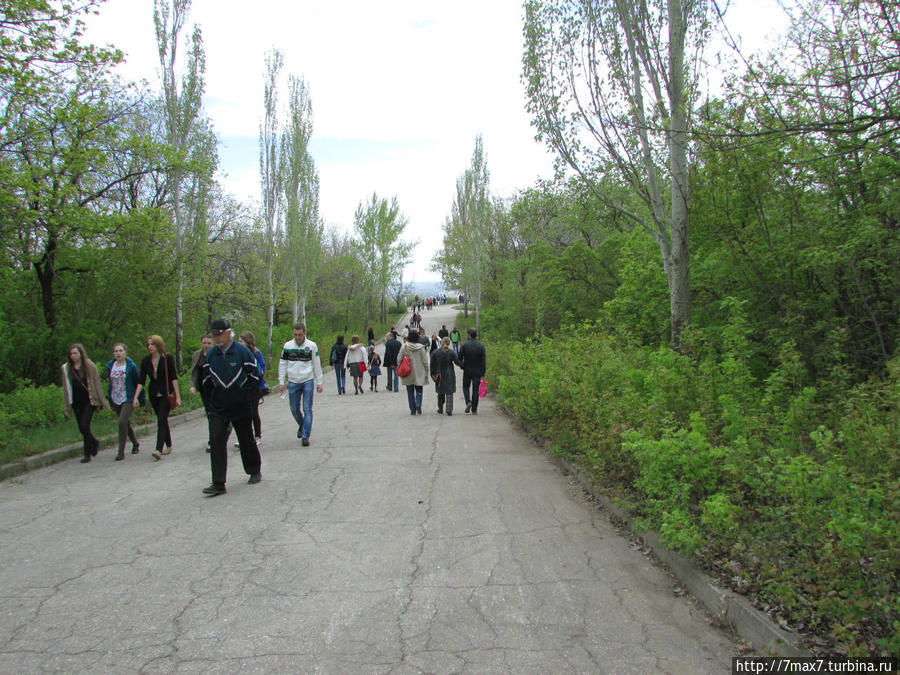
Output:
top-left (278, 322), bottom-right (324, 447)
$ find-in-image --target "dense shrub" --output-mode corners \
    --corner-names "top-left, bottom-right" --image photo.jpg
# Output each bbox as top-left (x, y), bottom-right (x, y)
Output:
top-left (493, 319), bottom-right (899, 656)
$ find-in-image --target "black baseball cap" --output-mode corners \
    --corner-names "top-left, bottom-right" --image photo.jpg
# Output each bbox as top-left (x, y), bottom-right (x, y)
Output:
top-left (210, 318), bottom-right (230, 335)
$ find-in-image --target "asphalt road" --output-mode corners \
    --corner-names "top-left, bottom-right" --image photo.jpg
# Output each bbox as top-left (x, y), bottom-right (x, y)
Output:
top-left (0, 303), bottom-right (736, 673)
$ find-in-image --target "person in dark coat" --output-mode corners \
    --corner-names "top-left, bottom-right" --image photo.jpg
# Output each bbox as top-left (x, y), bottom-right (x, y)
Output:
top-left (200, 319), bottom-right (262, 496)
top-left (431, 337), bottom-right (462, 415)
top-left (458, 327), bottom-right (486, 414)
top-left (383, 331), bottom-right (402, 392)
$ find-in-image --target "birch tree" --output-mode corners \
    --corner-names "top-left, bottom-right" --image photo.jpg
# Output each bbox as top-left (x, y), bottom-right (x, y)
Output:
top-left (280, 74), bottom-right (322, 326)
top-left (523, 0), bottom-right (709, 349)
top-left (154, 0), bottom-right (209, 368)
top-left (260, 49), bottom-right (282, 366)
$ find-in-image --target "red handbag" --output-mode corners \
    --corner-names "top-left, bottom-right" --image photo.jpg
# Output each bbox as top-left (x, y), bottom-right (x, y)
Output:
top-left (396, 353), bottom-right (412, 378)
top-left (358, 360), bottom-right (367, 374)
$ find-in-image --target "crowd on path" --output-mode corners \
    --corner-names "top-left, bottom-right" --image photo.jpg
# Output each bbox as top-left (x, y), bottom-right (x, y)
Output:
top-left (60, 305), bottom-right (486, 497)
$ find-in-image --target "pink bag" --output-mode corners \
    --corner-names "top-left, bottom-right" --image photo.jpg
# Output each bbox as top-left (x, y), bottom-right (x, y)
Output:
top-left (478, 379), bottom-right (487, 398)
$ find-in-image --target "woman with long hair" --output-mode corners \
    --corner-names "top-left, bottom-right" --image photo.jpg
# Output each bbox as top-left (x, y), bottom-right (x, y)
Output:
top-left (431, 336), bottom-right (462, 415)
top-left (62, 344), bottom-right (109, 463)
top-left (343, 335), bottom-right (368, 395)
top-left (105, 343), bottom-right (141, 460)
top-left (239, 331), bottom-right (265, 445)
top-left (329, 335), bottom-right (348, 395)
top-left (134, 335), bottom-right (180, 460)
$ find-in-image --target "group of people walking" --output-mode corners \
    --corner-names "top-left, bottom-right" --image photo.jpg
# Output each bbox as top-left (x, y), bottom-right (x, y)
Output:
top-left (62, 310), bottom-right (485, 497)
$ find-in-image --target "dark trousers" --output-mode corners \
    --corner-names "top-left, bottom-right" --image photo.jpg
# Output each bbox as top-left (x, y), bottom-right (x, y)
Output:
top-left (150, 395), bottom-right (172, 451)
top-left (462, 372), bottom-right (481, 411)
top-left (111, 402), bottom-right (137, 453)
top-left (437, 393), bottom-right (454, 414)
top-left (209, 415), bottom-right (261, 485)
top-left (248, 389), bottom-right (262, 438)
top-left (73, 401), bottom-right (98, 456)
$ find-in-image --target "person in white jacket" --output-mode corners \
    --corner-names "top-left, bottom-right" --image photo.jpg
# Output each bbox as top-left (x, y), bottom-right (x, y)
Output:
top-left (343, 335), bottom-right (369, 395)
top-left (278, 323), bottom-right (324, 446)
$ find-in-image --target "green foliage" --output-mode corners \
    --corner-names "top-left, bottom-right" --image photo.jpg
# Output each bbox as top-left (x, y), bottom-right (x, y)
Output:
top-left (493, 319), bottom-right (899, 655)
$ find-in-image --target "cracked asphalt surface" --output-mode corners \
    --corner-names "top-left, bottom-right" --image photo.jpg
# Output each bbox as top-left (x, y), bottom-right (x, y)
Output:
top-left (0, 304), bottom-right (736, 673)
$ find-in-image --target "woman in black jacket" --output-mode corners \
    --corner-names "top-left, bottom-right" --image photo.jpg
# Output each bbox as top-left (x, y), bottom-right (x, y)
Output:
top-left (134, 335), bottom-right (180, 460)
top-left (329, 335), bottom-right (349, 395)
top-left (431, 337), bottom-right (462, 415)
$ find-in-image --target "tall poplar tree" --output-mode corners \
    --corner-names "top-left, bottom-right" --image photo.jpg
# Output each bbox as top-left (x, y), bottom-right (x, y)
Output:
top-left (434, 136), bottom-right (491, 334)
top-left (260, 49), bottom-right (283, 366)
top-left (280, 74), bottom-right (322, 326)
top-left (154, 0), bottom-right (209, 368)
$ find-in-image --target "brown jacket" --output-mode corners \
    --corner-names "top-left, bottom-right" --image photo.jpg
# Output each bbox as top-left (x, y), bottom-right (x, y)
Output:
top-left (61, 360), bottom-right (108, 416)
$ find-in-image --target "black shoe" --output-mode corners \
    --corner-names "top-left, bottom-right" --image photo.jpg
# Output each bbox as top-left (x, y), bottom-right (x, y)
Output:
top-left (465, 403), bottom-right (471, 413)
top-left (437, 409), bottom-right (443, 414)
top-left (80, 456), bottom-right (91, 463)
top-left (132, 443), bottom-right (140, 455)
top-left (410, 411), bottom-right (416, 416)
top-left (472, 409), bottom-right (478, 415)
top-left (297, 427), bottom-right (303, 439)
top-left (301, 438), bottom-right (310, 447)
top-left (248, 473), bottom-right (261, 484)
top-left (202, 483), bottom-right (226, 496)
top-left (416, 407), bottom-right (422, 415)
top-left (91, 440), bottom-right (99, 456)
top-left (115, 450), bottom-right (124, 461)
top-left (447, 411), bottom-right (452, 416)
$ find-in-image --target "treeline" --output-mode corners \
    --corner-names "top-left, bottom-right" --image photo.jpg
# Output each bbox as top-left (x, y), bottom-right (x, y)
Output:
top-left (0, 1), bottom-right (412, 392)
top-left (432, 0), bottom-right (898, 657)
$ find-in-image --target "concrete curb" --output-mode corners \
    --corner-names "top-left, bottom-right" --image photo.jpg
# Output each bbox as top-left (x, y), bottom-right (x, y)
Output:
top-left (0, 407), bottom-right (208, 482)
top-left (545, 453), bottom-right (810, 657)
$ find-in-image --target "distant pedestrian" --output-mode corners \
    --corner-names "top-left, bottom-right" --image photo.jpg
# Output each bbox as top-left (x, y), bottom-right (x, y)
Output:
top-left (459, 327), bottom-right (486, 415)
top-left (438, 325), bottom-right (449, 339)
top-left (329, 335), bottom-right (348, 395)
top-left (62, 344), bottom-right (108, 463)
top-left (189, 333), bottom-right (214, 452)
top-left (430, 332), bottom-right (440, 354)
top-left (449, 327), bottom-right (461, 353)
top-left (135, 335), bottom-right (180, 460)
top-left (105, 343), bottom-right (140, 460)
top-left (368, 345), bottom-right (382, 391)
top-left (238, 331), bottom-right (265, 446)
top-left (398, 328), bottom-right (430, 415)
top-left (278, 322), bottom-right (324, 447)
top-left (201, 319), bottom-right (262, 496)
top-left (367, 326), bottom-right (375, 344)
top-left (383, 331), bottom-right (402, 392)
top-left (344, 335), bottom-right (368, 395)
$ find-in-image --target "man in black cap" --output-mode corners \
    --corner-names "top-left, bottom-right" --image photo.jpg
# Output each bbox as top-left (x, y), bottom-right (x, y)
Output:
top-left (200, 319), bottom-right (262, 496)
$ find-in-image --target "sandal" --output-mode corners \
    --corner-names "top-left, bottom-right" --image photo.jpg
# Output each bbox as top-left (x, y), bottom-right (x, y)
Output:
top-left (152, 451), bottom-right (162, 461)
top-left (161, 447), bottom-right (173, 455)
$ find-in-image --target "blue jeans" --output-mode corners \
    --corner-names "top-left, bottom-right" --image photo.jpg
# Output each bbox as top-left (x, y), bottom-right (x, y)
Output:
top-left (334, 367), bottom-right (346, 394)
top-left (386, 367), bottom-right (399, 391)
top-left (288, 379), bottom-right (315, 439)
top-left (406, 385), bottom-right (423, 413)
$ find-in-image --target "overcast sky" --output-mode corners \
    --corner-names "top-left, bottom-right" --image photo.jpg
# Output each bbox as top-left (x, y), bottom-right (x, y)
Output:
top-left (83, 0), bottom-right (784, 284)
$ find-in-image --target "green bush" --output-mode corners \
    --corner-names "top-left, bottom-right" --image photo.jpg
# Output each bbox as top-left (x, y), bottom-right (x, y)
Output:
top-left (491, 320), bottom-right (899, 656)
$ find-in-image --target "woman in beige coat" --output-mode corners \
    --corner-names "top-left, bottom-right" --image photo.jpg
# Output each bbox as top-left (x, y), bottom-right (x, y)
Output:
top-left (398, 329), bottom-right (431, 415)
top-left (62, 344), bottom-right (109, 463)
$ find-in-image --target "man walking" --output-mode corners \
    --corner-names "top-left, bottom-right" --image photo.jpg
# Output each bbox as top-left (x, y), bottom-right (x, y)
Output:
top-left (201, 319), bottom-right (262, 496)
top-left (383, 330), bottom-right (402, 392)
top-left (278, 322), bottom-right (324, 446)
top-left (459, 327), bottom-right (486, 415)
